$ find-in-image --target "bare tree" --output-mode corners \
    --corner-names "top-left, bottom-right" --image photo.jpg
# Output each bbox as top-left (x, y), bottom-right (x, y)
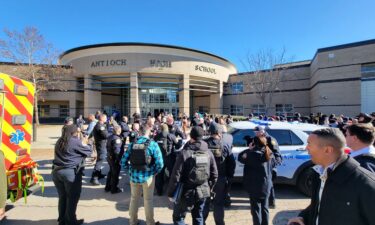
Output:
top-left (0, 26), bottom-right (70, 127)
top-left (240, 48), bottom-right (290, 115)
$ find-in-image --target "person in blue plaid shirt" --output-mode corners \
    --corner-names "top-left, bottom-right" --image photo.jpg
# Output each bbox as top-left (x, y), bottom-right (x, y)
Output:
top-left (121, 123), bottom-right (164, 225)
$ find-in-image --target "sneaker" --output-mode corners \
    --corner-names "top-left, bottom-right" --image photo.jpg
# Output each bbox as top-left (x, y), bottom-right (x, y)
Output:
top-left (90, 177), bottom-right (100, 186)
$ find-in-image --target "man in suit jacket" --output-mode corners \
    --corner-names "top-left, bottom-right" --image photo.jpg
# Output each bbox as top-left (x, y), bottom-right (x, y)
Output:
top-left (288, 127), bottom-right (375, 225)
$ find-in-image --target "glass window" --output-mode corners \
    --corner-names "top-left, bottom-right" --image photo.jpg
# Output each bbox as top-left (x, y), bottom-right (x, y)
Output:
top-left (361, 63), bottom-right (375, 78)
top-left (276, 104), bottom-right (294, 117)
top-left (251, 104), bottom-right (265, 116)
top-left (230, 105), bottom-right (244, 116)
top-left (291, 131), bottom-right (304, 145)
top-left (38, 105), bottom-right (50, 117)
top-left (229, 128), bottom-right (256, 147)
top-left (266, 129), bottom-right (292, 146)
top-left (59, 105), bottom-right (69, 117)
top-left (231, 82), bottom-right (243, 94)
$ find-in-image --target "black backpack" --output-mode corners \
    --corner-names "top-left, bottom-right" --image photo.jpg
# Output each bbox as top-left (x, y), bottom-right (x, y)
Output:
top-left (129, 138), bottom-right (152, 171)
top-left (186, 150), bottom-right (210, 186)
top-left (208, 140), bottom-right (224, 160)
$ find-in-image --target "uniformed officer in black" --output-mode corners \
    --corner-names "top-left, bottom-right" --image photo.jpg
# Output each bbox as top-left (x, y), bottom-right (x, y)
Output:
top-left (254, 125), bottom-right (281, 208)
top-left (129, 122), bottom-right (140, 144)
top-left (52, 125), bottom-right (92, 225)
top-left (119, 116), bottom-right (130, 144)
top-left (105, 125), bottom-right (124, 194)
top-left (154, 123), bottom-right (179, 195)
top-left (91, 114), bottom-right (109, 185)
top-left (203, 122), bottom-right (236, 225)
top-left (166, 115), bottom-right (186, 140)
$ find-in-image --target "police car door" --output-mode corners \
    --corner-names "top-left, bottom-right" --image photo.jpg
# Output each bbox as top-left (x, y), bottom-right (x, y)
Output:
top-left (266, 129), bottom-right (310, 180)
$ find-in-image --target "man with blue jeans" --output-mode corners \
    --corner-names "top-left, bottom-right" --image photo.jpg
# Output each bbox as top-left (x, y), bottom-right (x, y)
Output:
top-left (122, 123), bottom-right (164, 225)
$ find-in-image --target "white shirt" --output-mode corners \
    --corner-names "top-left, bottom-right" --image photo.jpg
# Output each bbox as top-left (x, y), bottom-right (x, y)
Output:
top-left (312, 163), bottom-right (336, 225)
top-left (350, 145), bottom-right (375, 158)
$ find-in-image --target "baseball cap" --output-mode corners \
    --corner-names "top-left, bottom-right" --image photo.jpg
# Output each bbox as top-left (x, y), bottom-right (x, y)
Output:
top-left (209, 122), bottom-right (223, 134)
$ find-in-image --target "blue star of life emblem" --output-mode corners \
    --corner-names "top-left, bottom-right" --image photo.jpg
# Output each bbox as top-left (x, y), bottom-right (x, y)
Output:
top-left (10, 129), bottom-right (25, 145)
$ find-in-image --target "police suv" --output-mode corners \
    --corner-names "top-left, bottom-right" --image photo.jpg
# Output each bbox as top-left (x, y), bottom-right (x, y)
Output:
top-left (229, 120), bottom-right (324, 196)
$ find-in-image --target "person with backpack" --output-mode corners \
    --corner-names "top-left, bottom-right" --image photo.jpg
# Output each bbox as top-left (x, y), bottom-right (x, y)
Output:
top-left (238, 135), bottom-right (273, 225)
top-left (121, 123), bottom-right (164, 225)
top-left (154, 124), bottom-right (179, 195)
top-left (167, 126), bottom-right (218, 225)
top-left (203, 122), bottom-right (236, 225)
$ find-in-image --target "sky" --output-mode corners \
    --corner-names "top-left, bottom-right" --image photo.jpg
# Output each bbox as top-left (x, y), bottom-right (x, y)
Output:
top-left (0, 0), bottom-right (375, 72)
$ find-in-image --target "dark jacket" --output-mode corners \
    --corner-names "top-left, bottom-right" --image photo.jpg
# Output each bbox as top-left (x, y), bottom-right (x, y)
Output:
top-left (119, 121), bottom-right (130, 139)
top-left (299, 156), bottom-right (375, 225)
top-left (238, 147), bottom-right (273, 199)
top-left (168, 123), bottom-right (186, 139)
top-left (93, 122), bottom-right (109, 141)
top-left (205, 135), bottom-right (236, 178)
top-left (167, 140), bottom-right (218, 198)
top-left (106, 134), bottom-right (123, 159)
top-left (53, 136), bottom-right (92, 169)
top-left (154, 131), bottom-right (179, 159)
top-left (354, 154), bottom-right (375, 173)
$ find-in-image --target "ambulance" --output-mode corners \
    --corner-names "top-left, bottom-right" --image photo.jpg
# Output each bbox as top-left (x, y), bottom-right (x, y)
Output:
top-left (0, 72), bottom-right (43, 203)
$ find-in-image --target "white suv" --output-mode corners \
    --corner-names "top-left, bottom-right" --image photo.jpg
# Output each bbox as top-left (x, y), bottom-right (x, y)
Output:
top-left (228, 120), bottom-right (324, 196)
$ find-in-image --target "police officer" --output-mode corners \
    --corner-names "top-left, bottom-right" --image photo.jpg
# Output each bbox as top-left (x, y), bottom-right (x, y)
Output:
top-left (119, 116), bottom-right (130, 144)
top-left (91, 114), bottom-right (109, 185)
top-left (203, 122), bottom-right (236, 225)
top-left (167, 126), bottom-right (218, 225)
top-left (154, 124), bottom-right (179, 195)
top-left (166, 115), bottom-right (186, 140)
top-left (52, 125), bottom-right (92, 225)
top-left (105, 125), bottom-right (124, 194)
top-left (254, 126), bottom-right (281, 208)
top-left (129, 122), bottom-right (140, 144)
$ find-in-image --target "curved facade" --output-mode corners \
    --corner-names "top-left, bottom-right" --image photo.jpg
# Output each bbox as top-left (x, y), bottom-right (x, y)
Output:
top-left (59, 43), bottom-right (237, 118)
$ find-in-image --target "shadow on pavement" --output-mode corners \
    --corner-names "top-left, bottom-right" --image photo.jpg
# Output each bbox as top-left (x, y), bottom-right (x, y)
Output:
top-left (272, 209), bottom-right (302, 225)
top-left (0, 219), bottom-right (57, 225)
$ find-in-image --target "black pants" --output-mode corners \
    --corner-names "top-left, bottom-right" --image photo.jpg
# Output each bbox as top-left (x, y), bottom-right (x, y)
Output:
top-left (105, 157), bottom-right (121, 192)
top-left (93, 140), bottom-right (107, 172)
top-left (155, 165), bottom-right (166, 195)
top-left (250, 197), bottom-right (269, 225)
top-left (203, 177), bottom-right (226, 225)
top-left (52, 168), bottom-right (83, 225)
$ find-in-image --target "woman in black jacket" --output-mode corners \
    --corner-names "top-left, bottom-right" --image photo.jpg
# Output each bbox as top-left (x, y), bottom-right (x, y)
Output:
top-left (52, 125), bottom-right (92, 225)
top-left (238, 136), bottom-right (273, 225)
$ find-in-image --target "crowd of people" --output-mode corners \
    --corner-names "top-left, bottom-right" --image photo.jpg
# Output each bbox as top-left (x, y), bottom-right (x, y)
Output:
top-left (48, 109), bottom-right (375, 225)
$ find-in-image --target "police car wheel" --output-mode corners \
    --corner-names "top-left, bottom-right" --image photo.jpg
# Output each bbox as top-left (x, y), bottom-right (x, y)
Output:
top-left (297, 167), bottom-right (314, 197)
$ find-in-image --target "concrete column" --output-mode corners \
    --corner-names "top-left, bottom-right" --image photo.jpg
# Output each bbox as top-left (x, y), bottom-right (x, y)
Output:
top-left (69, 97), bottom-right (76, 118)
top-left (179, 74), bottom-right (190, 116)
top-left (84, 74), bottom-right (102, 116)
top-left (210, 80), bottom-right (223, 114)
top-left (129, 72), bottom-right (139, 117)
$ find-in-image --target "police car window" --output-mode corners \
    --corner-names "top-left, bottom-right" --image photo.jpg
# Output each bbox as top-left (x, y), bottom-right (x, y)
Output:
top-left (231, 129), bottom-right (255, 147)
top-left (266, 129), bottom-right (292, 146)
top-left (290, 131), bottom-right (304, 145)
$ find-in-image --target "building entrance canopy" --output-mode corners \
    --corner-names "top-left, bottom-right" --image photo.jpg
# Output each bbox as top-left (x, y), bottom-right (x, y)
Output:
top-left (59, 43), bottom-right (237, 117)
